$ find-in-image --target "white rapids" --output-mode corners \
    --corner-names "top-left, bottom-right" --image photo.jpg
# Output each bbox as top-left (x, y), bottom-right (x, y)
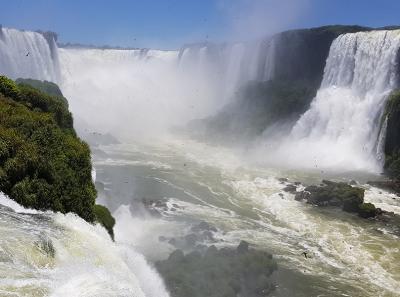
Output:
top-left (279, 30), bottom-right (400, 172)
top-left (0, 193), bottom-right (169, 297)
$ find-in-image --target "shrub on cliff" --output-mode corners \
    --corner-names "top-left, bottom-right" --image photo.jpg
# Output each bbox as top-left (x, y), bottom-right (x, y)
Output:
top-left (0, 76), bottom-right (100, 224)
top-left (94, 204), bottom-right (116, 239)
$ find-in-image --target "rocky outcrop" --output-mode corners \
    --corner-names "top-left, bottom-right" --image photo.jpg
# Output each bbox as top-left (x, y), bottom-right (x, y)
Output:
top-left (295, 180), bottom-right (379, 218)
top-left (156, 241), bottom-right (277, 297)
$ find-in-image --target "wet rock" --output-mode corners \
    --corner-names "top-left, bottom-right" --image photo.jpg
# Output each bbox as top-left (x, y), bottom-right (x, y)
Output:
top-left (185, 233), bottom-right (198, 247)
top-left (159, 236), bottom-right (168, 242)
top-left (201, 230), bottom-right (214, 241)
top-left (327, 198), bottom-right (342, 207)
top-left (349, 180), bottom-right (358, 185)
top-left (154, 200), bottom-right (167, 208)
top-left (237, 240), bottom-right (249, 253)
top-left (294, 181), bottom-right (302, 186)
top-left (295, 180), bottom-right (383, 219)
top-left (191, 221), bottom-right (217, 233)
top-left (156, 241), bottom-right (277, 297)
top-left (294, 191), bottom-right (310, 201)
top-left (278, 178), bottom-right (288, 183)
top-left (358, 203), bottom-right (378, 218)
top-left (283, 184), bottom-right (297, 193)
top-left (36, 234), bottom-right (55, 258)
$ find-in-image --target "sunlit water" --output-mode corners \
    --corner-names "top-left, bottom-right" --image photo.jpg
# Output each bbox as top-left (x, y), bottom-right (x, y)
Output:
top-left (0, 193), bottom-right (169, 297)
top-left (93, 138), bottom-right (400, 297)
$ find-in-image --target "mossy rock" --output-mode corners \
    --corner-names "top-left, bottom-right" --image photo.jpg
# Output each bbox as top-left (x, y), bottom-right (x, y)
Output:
top-left (94, 204), bottom-right (115, 240)
top-left (305, 180), bottom-right (364, 212)
top-left (358, 203), bottom-right (377, 218)
top-left (300, 180), bottom-right (380, 219)
top-left (156, 241), bottom-right (277, 297)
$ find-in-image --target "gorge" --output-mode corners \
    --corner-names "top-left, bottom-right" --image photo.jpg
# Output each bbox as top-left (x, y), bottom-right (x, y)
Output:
top-left (0, 24), bottom-right (400, 297)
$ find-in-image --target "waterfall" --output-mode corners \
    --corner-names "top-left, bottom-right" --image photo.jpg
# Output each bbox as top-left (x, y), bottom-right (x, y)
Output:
top-left (177, 38), bottom-right (275, 101)
top-left (0, 28), bottom-right (60, 82)
top-left (0, 193), bottom-right (169, 297)
top-left (281, 30), bottom-right (400, 171)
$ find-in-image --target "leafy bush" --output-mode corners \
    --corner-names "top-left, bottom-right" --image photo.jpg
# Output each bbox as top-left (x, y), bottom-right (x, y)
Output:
top-left (16, 78), bottom-right (68, 105)
top-left (0, 76), bottom-right (96, 222)
top-left (0, 76), bottom-right (21, 99)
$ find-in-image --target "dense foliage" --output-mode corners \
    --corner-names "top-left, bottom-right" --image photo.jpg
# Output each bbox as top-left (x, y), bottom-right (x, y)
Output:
top-left (0, 76), bottom-right (96, 222)
top-left (156, 241), bottom-right (277, 297)
top-left (16, 78), bottom-right (68, 105)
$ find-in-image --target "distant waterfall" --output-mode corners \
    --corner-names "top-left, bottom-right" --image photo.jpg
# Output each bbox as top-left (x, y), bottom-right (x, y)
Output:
top-left (178, 38), bottom-right (276, 100)
top-left (284, 30), bottom-right (400, 171)
top-left (0, 28), bottom-right (60, 82)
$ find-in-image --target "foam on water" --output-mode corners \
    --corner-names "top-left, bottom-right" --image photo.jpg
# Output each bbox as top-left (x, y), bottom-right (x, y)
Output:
top-left (0, 193), bottom-right (170, 297)
top-left (271, 30), bottom-right (400, 172)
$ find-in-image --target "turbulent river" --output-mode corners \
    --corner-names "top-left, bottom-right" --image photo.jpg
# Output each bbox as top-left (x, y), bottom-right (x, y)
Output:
top-left (1, 26), bottom-right (400, 296)
top-left (93, 138), bottom-right (400, 297)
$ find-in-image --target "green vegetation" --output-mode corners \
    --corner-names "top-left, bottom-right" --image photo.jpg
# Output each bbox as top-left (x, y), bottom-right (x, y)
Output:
top-left (358, 203), bottom-right (378, 218)
top-left (94, 204), bottom-right (116, 240)
top-left (156, 241), bottom-right (277, 297)
top-left (384, 90), bottom-right (400, 180)
top-left (305, 180), bottom-right (364, 212)
top-left (16, 78), bottom-right (68, 105)
top-left (0, 76), bottom-right (115, 238)
top-left (201, 80), bottom-right (316, 142)
top-left (192, 25), bottom-right (398, 144)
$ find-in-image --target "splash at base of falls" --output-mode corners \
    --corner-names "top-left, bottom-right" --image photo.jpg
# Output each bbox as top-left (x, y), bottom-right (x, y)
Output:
top-left (0, 193), bottom-right (169, 297)
top-left (260, 30), bottom-right (400, 173)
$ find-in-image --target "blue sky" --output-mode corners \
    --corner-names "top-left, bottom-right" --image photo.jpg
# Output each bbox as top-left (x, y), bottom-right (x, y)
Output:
top-left (0, 0), bottom-right (399, 49)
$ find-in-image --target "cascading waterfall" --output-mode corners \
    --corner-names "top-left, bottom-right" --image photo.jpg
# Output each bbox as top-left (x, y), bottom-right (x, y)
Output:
top-left (3, 26), bottom-right (400, 296)
top-left (0, 27), bottom-right (276, 140)
top-left (0, 28), bottom-right (60, 82)
top-left (0, 193), bottom-right (169, 297)
top-left (178, 38), bottom-right (276, 98)
top-left (276, 30), bottom-right (400, 172)
top-left (58, 47), bottom-right (222, 139)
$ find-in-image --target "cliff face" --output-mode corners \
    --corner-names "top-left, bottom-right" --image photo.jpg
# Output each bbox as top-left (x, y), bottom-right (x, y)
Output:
top-left (271, 25), bottom-right (371, 87)
top-left (383, 91), bottom-right (400, 178)
top-left (192, 25), bottom-right (373, 142)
